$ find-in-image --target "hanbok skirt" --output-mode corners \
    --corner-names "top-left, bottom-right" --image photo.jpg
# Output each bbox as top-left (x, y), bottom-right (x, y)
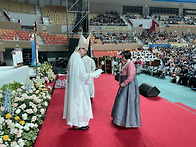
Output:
top-left (111, 75), bottom-right (141, 127)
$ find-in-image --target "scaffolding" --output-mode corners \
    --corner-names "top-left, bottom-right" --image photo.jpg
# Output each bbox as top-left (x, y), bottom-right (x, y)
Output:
top-left (66, 0), bottom-right (90, 39)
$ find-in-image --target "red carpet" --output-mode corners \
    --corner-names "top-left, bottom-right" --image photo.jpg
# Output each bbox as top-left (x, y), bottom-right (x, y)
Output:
top-left (174, 102), bottom-right (196, 114)
top-left (35, 74), bottom-right (196, 147)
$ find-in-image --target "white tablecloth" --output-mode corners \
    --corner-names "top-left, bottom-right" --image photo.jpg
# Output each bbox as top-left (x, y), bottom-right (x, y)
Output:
top-left (0, 66), bottom-right (29, 88)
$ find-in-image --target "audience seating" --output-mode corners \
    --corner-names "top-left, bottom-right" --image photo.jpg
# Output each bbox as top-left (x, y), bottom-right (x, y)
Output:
top-left (0, 29), bottom-right (30, 41)
top-left (91, 32), bottom-right (137, 44)
top-left (90, 11), bottom-right (127, 26)
top-left (41, 5), bottom-right (74, 25)
top-left (93, 50), bottom-right (121, 58)
top-left (0, 0), bottom-right (35, 14)
top-left (40, 32), bottom-right (68, 45)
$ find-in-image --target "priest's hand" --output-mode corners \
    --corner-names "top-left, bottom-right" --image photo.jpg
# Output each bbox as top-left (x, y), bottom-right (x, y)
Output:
top-left (90, 69), bottom-right (103, 78)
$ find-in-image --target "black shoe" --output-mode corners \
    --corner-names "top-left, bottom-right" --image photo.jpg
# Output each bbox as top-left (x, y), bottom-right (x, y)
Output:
top-left (73, 126), bottom-right (89, 130)
top-left (80, 126), bottom-right (89, 130)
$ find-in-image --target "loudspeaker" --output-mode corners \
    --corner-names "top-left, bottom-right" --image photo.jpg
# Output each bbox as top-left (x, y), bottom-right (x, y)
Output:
top-left (139, 83), bottom-right (160, 97)
top-left (68, 37), bottom-right (91, 58)
top-left (151, 60), bottom-right (160, 67)
top-left (82, 16), bottom-right (89, 33)
top-left (72, 0), bottom-right (83, 33)
top-left (68, 38), bottom-right (79, 58)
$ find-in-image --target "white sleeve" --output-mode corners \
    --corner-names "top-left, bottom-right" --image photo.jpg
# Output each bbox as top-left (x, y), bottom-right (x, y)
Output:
top-left (91, 58), bottom-right (96, 72)
top-left (90, 69), bottom-right (103, 78)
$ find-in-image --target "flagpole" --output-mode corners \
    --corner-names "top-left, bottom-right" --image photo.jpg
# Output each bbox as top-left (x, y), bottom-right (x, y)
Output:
top-left (105, 57), bottom-right (107, 73)
top-left (34, 23), bottom-right (37, 77)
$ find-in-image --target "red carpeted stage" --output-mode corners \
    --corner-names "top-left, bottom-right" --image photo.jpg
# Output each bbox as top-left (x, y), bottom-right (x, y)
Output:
top-left (35, 74), bottom-right (196, 147)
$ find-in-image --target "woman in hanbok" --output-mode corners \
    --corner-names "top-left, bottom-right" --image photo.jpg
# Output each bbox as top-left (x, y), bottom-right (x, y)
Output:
top-left (111, 50), bottom-right (141, 128)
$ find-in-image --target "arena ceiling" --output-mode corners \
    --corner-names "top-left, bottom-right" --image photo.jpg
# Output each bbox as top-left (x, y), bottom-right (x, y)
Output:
top-left (11, 0), bottom-right (196, 9)
top-left (15, 0), bottom-right (196, 6)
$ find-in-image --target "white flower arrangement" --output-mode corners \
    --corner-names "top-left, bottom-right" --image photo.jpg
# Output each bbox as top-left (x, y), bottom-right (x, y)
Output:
top-left (36, 62), bottom-right (56, 83)
top-left (0, 75), bottom-right (52, 146)
top-left (113, 62), bottom-right (121, 73)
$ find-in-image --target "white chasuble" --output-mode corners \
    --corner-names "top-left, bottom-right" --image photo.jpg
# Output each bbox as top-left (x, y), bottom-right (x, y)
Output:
top-left (82, 55), bottom-right (96, 98)
top-left (63, 52), bottom-right (93, 127)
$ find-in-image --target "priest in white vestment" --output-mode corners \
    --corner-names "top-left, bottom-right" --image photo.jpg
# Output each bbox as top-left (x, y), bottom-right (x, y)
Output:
top-left (63, 32), bottom-right (103, 130)
top-left (82, 54), bottom-right (96, 100)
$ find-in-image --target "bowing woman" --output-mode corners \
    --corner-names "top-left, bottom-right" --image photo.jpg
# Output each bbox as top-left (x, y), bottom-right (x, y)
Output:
top-left (111, 50), bottom-right (141, 128)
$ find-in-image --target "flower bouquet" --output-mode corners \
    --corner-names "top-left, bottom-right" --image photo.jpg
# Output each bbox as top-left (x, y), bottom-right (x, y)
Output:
top-left (113, 63), bottom-right (121, 74)
top-left (36, 62), bottom-right (56, 83)
top-left (0, 78), bottom-right (52, 146)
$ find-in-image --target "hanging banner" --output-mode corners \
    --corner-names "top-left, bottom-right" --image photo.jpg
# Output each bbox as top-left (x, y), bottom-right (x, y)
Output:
top-left (149, 44), bottom-right (171, 48)
top-left (152, 0), bottom-right (196, 3)
top-left (171, 44), bottom-right (189, 47)
top-left (130, 19), bottom-right (152, 29)
top-left (99, 26), bottom-right (132, 31)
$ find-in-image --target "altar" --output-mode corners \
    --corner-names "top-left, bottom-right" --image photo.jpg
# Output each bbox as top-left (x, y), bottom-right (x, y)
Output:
top-left (0, 66), bottom-right (29, 88)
